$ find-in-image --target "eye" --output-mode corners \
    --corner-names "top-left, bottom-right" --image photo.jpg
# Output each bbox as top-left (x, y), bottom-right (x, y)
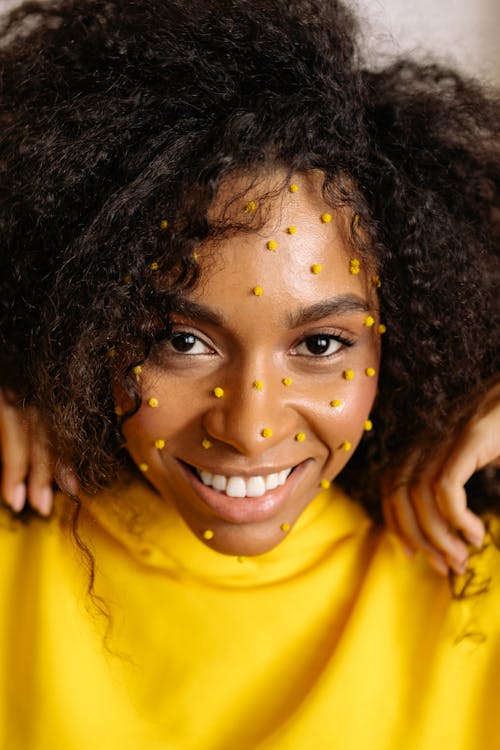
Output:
top-left (168, 332), bottom-right (212, 354)
top-left (294, 334), bottom-right (353, 357)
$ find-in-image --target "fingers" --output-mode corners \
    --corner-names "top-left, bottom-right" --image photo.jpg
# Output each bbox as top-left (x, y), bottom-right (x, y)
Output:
top-left (25, 420), bottom-right (54, 516)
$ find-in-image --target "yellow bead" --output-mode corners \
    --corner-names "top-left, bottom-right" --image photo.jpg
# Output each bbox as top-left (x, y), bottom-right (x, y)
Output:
top-left (343, 369), bottom-right (354, 380)
top-left (320, 478), bottom-right (331, 489)
top-left (201, 438), bottom-right (212, 449)
top-left (245, 200), bottom-right (256, 213)
top-left (193, 250), bottom-right (199, 260)
top-left (349, 259), bottom-right (361, 275)
top-left (340, 441), bottom-right (352, 451)
top-left (289, 183), bottom-right (299, 193)
top-left (123, 274), bottom-right (132, 284)
top-left (252, 286), bottom-right (264, 296)
top-left (203, 529), bottom-right (214, 540)
top-left (282, 377), bottom-right (292, 386)
top-left (253, 380), bottom-right (264, 390)
top-left (364, 315), bottom-right (375, 327)
top-left (154, 438), bottom-right (166, 450)
top-left (321, 213), bottom-right (332, 223)
top-left (365, 367), bottom-right (376, 377)
top-left (132, 365), bottom-right (142, 376)
top-left (261, 427), bottom-right (273, 438)
top-left (280, 522), bottom-right (290, 532)
top-left (266, 240), bottom-right (278, 251)
top-left (295, 432), bottom-right (306, 442)
top-left (330, 399), bottom-right (343, 407)
top-left (148, 397), bottom-right (159, 408)
top-left (107, 347), bottom-right (117, 359)
top-left (287, 226), bottom-right (297, 234)
top-left (139, 462), bottom-right (149, 472)
top-left (160, 219), bottom-right (169, 230)
top-left (114, 406), bottom-right (123, 416)
top-left (378, 324), bottom-right (387, 334)
top-left (372, 274), bottom-right (381, 288)
top-left (213, 387), bottom-right (224, 399)
top-left (364, 420), bottom-right (373, 431)
top-left (150, 261), bottom-right (159, 271)
top-left (311, 264), bottom-right (322, 274)
top-left (353, 214), bottom-right (360, 224)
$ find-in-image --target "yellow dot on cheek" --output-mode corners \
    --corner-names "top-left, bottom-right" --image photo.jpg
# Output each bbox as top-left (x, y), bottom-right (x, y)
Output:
top-left (245, 200), bottom-right (256, 213)
top-left (139, 462), bottom-right (149, 472)
top-left (311, 264), bottom-right (322, 274)
top-left (252, 286), bottom-right (264, 296)
top-left (253, 380), bottom-right (264, 390)
top-left (364, 420), bottom-right (373, 431)
top-left (287, 226), bottom-right (297, 234)
top-left (266, 240), bottom-right (278, 251)
top-left (280, 522), bottom-right (290, 532)
top-left (330, 399), bottom-right (343, 408)
top-left (213, 387), bottom-right (225, 398)
top-left (320, 479), bottom-right (331, 489)
top-left (203, 529), bottom-right (214, 540)
top-left (148, 397), bottom-right (159, 408)
top-left (154, 439), bottom-right (166, 450)
top-left (261, 427), bottom-right (273, 438)
top-left (340, 441), bottom-right (352, 452)
top-left (365, 367), bottom-right (376, 377)
top-left (343, 369), bottom-right (355, 381)
top-left (295, 432), bottom-right (306, 442)
top-left (282, 377), bottom-right (292, 386)
top-left (364, 315), bottom-right (375, 327)
top-left (321, 213), bottom-right (332, 223)
top-left (201, 438), bottom-right (212, 449)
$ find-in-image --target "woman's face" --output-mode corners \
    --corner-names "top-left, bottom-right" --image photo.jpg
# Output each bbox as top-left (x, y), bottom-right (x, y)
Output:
top-left (121, 172), bottom-right (381, 556)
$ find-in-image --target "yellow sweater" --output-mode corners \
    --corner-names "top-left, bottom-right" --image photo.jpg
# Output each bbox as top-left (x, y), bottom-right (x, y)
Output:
top-left (0, 479), bottom-right (499, 749)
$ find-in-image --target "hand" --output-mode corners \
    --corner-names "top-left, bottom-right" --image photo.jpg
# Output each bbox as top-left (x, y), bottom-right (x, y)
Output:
top-left (382, 382), bottom-right (500, 577)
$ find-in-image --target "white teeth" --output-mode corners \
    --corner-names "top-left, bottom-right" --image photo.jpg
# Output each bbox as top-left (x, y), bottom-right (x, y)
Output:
top-left (195, 467), bottom-right (293, 497)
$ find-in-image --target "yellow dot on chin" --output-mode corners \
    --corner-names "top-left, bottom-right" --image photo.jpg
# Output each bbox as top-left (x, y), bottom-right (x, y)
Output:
top-left (364, 315), bottom-right (375, 327)
top-left (150, 261), bottom-right (159, 271)
top-left (266, 240), bottom-right (278, 251)
top-left (282, 377), bottom-right (292, 386)
top-left (203, 529), bottom-right (214, 540)
top-left (340, 441), bottom-right (352, 452)
top-left (330, 399), bottom-right (343, 408)
top-left (154, 439), bottom-right (166, 450)
top-left (160, 219), bottom-right (169, 230)
top-left (253, 380), bottom-right (264, 390)
top-left (311, 264), bottom-right (322, 274)
top-left (320, 478), bottom-right (331, 489)
top-left (289, 183), bottom-right (299, 193)
top-left (343, 369), bottom-right (355, 381)
top-left (287, 226), bottom-right (297, 234)
top-left (321, 213), bottom-right (332, 223)
top-left (261, 427), bottom-right (273, 439)
top-left (364, 420), bottom-right (373, 431)
top-left (295, 432), bottom-right (306, 442)
top-left (201, 438), bottom-right (212, 449)
top-left (378, 324), bottom-right (387, 334)
top-left (213, 387), bottom-right (225, 399)
top-left (280, 522), bottom-right (290, 532)
top-left (252, 286), bottom-right (264, 296)
top-left (139, 462), bottom-right (149, 472)
top-left (365, 367), bottom-right (376, 377)
top-left (245, 200), bottom-right (256, 213)
top-left (148, 397), bottom-right (159, 408)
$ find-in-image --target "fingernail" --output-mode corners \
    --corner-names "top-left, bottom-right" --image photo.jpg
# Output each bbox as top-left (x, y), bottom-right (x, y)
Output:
top-left (467, 531), bottom-right (484, 549)
top-left (9, 484), bottom-right (26, 513)
top-left (34, 487), bottom-right (53, 517)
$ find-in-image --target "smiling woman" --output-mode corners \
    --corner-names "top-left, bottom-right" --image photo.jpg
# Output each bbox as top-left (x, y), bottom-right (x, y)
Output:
top-left (0, 0), bottom-right (499, 748)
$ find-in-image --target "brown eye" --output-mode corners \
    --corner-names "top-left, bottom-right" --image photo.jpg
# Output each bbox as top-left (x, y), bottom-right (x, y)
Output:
top-left (294, 333), bottom-right (354, 357)
top-left (169, 332), bottom-right (210, 354)
top-left (304, 335), bottom-right (332, 355)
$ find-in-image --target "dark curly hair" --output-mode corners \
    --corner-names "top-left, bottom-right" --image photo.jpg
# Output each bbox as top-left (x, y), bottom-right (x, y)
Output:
top-left (0, 0), bottom-right (498, 519)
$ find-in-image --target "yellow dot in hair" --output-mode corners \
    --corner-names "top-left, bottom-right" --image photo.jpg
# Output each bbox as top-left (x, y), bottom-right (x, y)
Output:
top-left (343, 369), bottom-right (354, 380)
top-left (252, 286), bottom-right (264, 296)
top-left (245, 200), bottom-right (257, 213)
top-left (365, 367), bottom-right (376, 377)
top-left (364, 315), bottom-right (375, 327)
top-left (330, 399), bottom-right (343, 408)
top-left (213, 387), bottom-right (225, 399)
top-left (150, 261), bottom-right (159, 271)
top-left (154, 438), bottom-right (166, 450)
top-left (353, 214), bottom-right (360, 224)
top-left (203, 529), bottom-right (214, 540)
top-left (321, 213), bottom-right (332, 224)
top-left (123, 274), bottom-right (132, 284)
top-left (266, 240), bottom-right (278, 251)
top-left (253, 380), bottom-right (264, 391)
top-left (378, 323), bottom-right (387, 334)
top-left (287, 226), bottom-right (297, 234)
top-left (320, 478), bottom-right (331, 489)
top-left (340, 441), bottom-right (352, 451)
top-left (289, 183), bottom-right (299, 193)
top-left (114, 406), bottom-right (123, 416)
top-left (261, 427), bottom-right (273, 438)
top-left (280, 522), bottom-right (291, 532)
top-left (282, 376), bottom-right (292, 386)
top-left (193, 250), bottom-right (199, 260)
top-left (295, 432), bottom-right (306, 442)
top-left (202, 438), bottom-right (212, 449)
top-left (160, 219), bottom-right (169, 230)
top-left (148, 397), bottom-right (159, 408)
top-left (311, 264), bottom-right (322, 274)
top-left (364, 420), bottom-right (373, 431)
top-left (372, 274), bottom-right (381, 288)
top-left (132, 365), bottom-right (142, 377)
top-left (107, 347), bottom-right (117, 359)
top-left (139, 462), bottom-right (149, 472)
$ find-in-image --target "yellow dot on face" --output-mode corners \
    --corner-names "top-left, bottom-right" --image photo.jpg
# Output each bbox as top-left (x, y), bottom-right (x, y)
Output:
top-left (340, 441), bottom-right (352, 451)
top-left (349, 259), bottom-right (361, 275)
top-left (154, 438), bottom-right (166, 450)
top-left (280, 522), bottom-right (290, 532)
top-left (114, 406), bottom-right (123, 416)
top-left (245, 200), bottom-right (256, 213)
top-left (287, 226), bottom-right (297, 234)
top-left (295, 432), bottom-right (306, 442)
top-left (321, 213), bottom-right (332, 224)
top-left (266, 240), bottom-right (278, 251)
top-left (378, 324), bottom-right (387, 334)
top-left (330, 399), bottom-right (343, 408)
top-left (364, 420), bottom-right (373, 431)
top-left (289, 183), bottom-right (299, 193)
top-left (261, 427), bottom-right (273, 438)
top-left (201, 438), bottom-right (212, 449)
top-left (139, 462), bottom-right (149, 472)
top-left (132, 365), bottom-right (142, 376)
top-left (148, 397), bottom-right (159, 408)
top-left (282, 377), bottom-right (292, 386)
top-left (253, 380), bottom-right (264, 391)
top-left (320, 478), bottom-right (331, 489)
top-left (311, 264), bottom-right (322, 274)
top-left (372, 274), bottom-right (381, 288)
top-left (160, 219), bottom-right (169, 230)
top-left (213, 387), bottom-right (224, 399)
top-left (343, 369), bottom-right (355, 381)
top-left (364, 315), bottom-right (375, 327)
top-left (365, 367), bottom-right (376, 377)
top-left (203, 529), bottom-right (214, 540)
top-left (252, 286), bottom-right (264, 296)
top-left (150, 261), bottom-right (159, 271)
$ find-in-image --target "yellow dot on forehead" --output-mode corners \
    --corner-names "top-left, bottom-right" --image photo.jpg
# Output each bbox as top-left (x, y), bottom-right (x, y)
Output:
top-left (148, 397), bottom-right (159, 408)
top-left (311, 264), bottom-right (322, 274)
top-left (213, 386), bottom-right (224, 398)
top-left (365, 367), bottom-right (376, 377)
top-left (364, 419), bottom-right (373, 431)
top-left (261, 427), bottom-right (273, 438)
top-left (364, 315), bottom-right (375, 327)
top-left (154, 438), bottom-right (166, 449)
top-left (201, 438), bottom-right (212, 449)
top-left (378, 323), bottom-right (387, 334)
top-left (266, 240), bottom-right (278, 251)
top-left (280, 522), bottom-right (290, 532)
top-left (321, 213), bottom-right (332, 224)
top-left (150, 261), bottom-right (159, 271)
top-left (343, 369), bottom-right (355, 380)
top-left (340, 441), bottom-right (352, 451)
top-left (253, 380), bottom-right (264, 390)
top-left (320, 478), bottom-right (331, 489)
top-left (244, 200), bottom-right (256, 213)
top-left (295, 432), bottom-right (306, 442)
top-left (139, 462), bottom-right (149, 472)
top-left (289, 183), bottom-right (299, 193)
top-left (252, 286), bottom-right (264, 296)
top-left (282, 376), bottom-right (292, 386)
top-left (160, 219), bottom-right (169, 230)
top-left (330, 399), bottom-right (343, 407)
top-left (287, 226), bottom-right (297, 234)
top-left (203, 529), bottom-right (214, 540)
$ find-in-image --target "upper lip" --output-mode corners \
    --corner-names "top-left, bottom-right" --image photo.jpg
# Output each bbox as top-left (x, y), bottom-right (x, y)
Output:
top-left (178, 458), bottom-right (303, 478)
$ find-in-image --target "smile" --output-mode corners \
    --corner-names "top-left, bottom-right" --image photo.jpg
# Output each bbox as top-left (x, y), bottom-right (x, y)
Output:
top-left (197, 468), bottom-right (293, 498)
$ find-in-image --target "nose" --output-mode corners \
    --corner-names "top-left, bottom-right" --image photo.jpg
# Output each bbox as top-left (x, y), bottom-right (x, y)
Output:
top-left (202, 377), bottom-right (299, 457)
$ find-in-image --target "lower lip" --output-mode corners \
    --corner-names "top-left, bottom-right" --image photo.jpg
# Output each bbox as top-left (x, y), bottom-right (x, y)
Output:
top-left (177, 460), bottom-right (310, 524)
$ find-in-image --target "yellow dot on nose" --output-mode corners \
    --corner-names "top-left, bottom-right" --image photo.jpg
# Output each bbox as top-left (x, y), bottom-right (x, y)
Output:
top-left (320, 478), bottom-right (331, 489)
top-left (245, 200), bottom-right (256, 213)
top-left (139, 462), bottom-right (149, 472)
top-left (365, 367), bottom-right (376, 377)
top-left (203, 529), bottom-right (214, 540)
top-left (201, 438), bottom-right (212, 449)
top-left (280, 522), bottom-right (290, 532)
top-left (311, 264), bottom-right (322, 274)
top-left (330, 399), bottom-right (343, 407)
top-left (213, 387), bottom-right (225, 398)
top-left (150, 261), bottom-right (159, 270)
top-left (289, 183), bottom-right (299, 193)
top-left (253, 380), bottom-right (264, 390)
top-left (321, 213), bottom-right (332, 223)
top-left (364, 420), bottom-right (373, 431)
top-left (287, 226), bottom-right (297, 234)
top-left (378, 323), bottom-right (387, 334)
top-left (340, 441), bottom-right (352, 451)
top-left (266, 240), bottom-right (278, 251)
top-left (148, 397), bottom-right (159, 408)
top-left (154, 438), bottom-right (166, 449)
top-left (252, 286), bottom-right (264, 296)
top-left (343, 369), bottom-right (355, 380)
top-left (282, 377), bottom-right (292, 386)
top-left (160, 219), bottom-right (169, 230)
top-left (295, 432), bottom-right (306, 442)
top-left (261, 427), bottom-right (273, 438)
top-left (364, 315), bottom-right (375, 327)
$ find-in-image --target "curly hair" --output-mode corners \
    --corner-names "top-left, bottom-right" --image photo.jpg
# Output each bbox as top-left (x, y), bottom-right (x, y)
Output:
top-left (0, 0), bottom-right (498, 518)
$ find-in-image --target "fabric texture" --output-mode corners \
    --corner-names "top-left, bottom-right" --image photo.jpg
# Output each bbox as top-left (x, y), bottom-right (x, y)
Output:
top-left (1, 479), bottom-right (499, 749)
